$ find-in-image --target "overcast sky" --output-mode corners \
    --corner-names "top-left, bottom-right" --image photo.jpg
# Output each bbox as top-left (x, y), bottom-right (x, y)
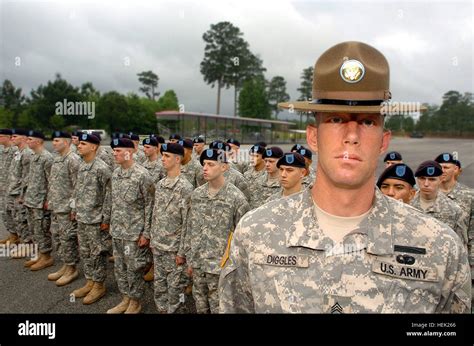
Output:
top-left (0, 0), bottom-right (472, 119)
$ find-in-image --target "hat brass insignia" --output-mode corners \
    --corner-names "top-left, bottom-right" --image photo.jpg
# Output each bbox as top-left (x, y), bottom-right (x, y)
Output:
top-left (340, 59), bottom-right (365, 83)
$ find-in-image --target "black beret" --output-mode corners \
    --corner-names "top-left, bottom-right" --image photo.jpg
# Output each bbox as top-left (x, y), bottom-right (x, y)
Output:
top-left (226, 138), bottom-right (240, 147)
top-left (277, 152), bottom-right (306, 168)
top-left (384, 151), bottom-right (403, 162)
top-left (12, 129), bottom-right (29, 136)
top-left (454, 160), bottom-right (461, 168)
top-left (249, 145), bottom-right (265, 155)
top-left (169, 133), bottom-right (182, 140)
top-left (377, 163), bottom-right (416, 188)
top-left (291, 144), bottom-right (305, 152)
top-left (0, 129), bottom-right (12, 135)
top-left (193, 136), bottom-right (205, 144)
top-left (263, 147), bottom-right (284, 159)
top-left (160, 143), bottom-right (184, 156)
top-left (119, 133), bottom-right (131, 140)
top-left (71, 130), bottom-right (82, 137)
top-left (415, 160), bottom-right (443, 178)
top-left (293, 146), bottom-right (313, 160)
top-left (111, 138), bottom-right (134, 149)
top-left (434, 153), bottom-right (456, 165)
top-left (143, 137), bottom-right (159, 147)
top-left (199, 148), bottom-right (228, 166)
top-left (52, 131), bottom-right (71, 139)
top-left (79, 133), bottom-right (101, 145)
top-left (28, 130), bottom-right (45, 140)
top-left (155, 135), bottom-right (165, 144)
top-left (255, 141), bottom-right (267, 148)
top-left (177, 139), bottom-right (193, 149)
top-left (209, 140), bottom-right (230, 152)
top-left (128, 133), bottom-right (140, 141)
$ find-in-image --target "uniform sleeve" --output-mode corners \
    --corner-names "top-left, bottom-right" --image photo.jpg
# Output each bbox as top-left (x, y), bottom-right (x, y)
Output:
top-left (467, 192), bottom-right (474, 268)
top-left (20, 151), bottom-right (32, 198)
top-left (234, 194), bottom-right (250, 227)
top-left (235, 174), bottom-right (251, 202)
top-left (218, 220), bottom-right (255, 313)
top-left (177, 184), bottom-right (192, 257)
top-left (141, 172), bottom-right (155, 240)
top-left (182, 193), bottom-right (196, 261)
top-left (437, 236), bottom-right (472, 313)
top-left (100, 167), bottom-right (112, 224)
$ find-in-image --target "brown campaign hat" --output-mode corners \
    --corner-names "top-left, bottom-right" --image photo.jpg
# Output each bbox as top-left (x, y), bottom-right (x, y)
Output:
top-left (279, 41), bottom-right (425, 114)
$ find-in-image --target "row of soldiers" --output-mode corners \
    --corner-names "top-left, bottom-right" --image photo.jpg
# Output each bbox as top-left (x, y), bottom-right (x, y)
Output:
top-left (0, 127), bottom-right (472, 313)
top-left (0, 128), bottom-right (315, 314)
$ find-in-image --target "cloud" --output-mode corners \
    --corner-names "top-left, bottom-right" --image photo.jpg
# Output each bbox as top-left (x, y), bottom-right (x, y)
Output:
top-left (0, 0), bottom-right (472, 120)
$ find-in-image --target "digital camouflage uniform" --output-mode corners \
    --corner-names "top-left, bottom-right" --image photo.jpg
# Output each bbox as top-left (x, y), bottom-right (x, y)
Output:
top-left (144, 174), bottom-right (193, 313)
top-left (133, 149), bottom-right (147, 165)
top-left (97, 146), bottom-right (114, 169)
top-left (0, 145), bottom-right (17, 229)
top-left (302, 166), bottom-right (316, 189)
top-left (410, 191), bottom-right (469, 248)
top-left (224, 167), bottom-right (251, 202)
top-left (5, 146), bottom-right (33, 240)
top-left (47, 150), bottom-right (80, 265)
top-left (184, 181), bottom-right (250, 313)
top-left (180, 158), bottom-right (201, 189)
top-left (142, 158), bottom-right (166, 186)
top-left (219, 188), bottom-right (471, 313)
top-left (72, 157), bottom-right (112, 283)
top-left (24, 149), bottom-right (53, 254)
top-left (249, 173), bottom-right (282, 210)
top-left (442, 182), bottom-right (474, 308)
top-left (243, 166), bottom-right (265, 183)
top-left (110, 163), bottom-right (155, 300)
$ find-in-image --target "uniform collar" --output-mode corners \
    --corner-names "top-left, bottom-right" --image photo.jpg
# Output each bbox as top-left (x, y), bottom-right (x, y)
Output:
top-left (206, 180), bottom-right (229, 200)
top-left (411, 192), bottom-right (442, 214)
top-left (285, 188), bottom-right (393, 255)
top-left (117, 163), bottom-right (135, 177)
top-left (162, 174), bottom-right (181, 189)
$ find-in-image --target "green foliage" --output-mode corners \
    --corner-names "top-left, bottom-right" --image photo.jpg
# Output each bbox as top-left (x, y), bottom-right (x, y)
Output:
top-left (239, 76), bottom-right (271, 119)
top-left (267, 76), bottom-right (290, 118)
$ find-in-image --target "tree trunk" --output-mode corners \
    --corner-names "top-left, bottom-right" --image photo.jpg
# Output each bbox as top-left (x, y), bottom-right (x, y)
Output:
top-left (216, 78), bottom-right (222, 115)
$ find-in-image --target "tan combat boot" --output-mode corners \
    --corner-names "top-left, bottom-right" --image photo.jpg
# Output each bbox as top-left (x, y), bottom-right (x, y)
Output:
top-left (71, 279), bottom-right (94, 298)
top-left (83, 282), bottom-right (106, 305)
top-left (55, 265), bottom-right (79, 286)
top-left (24, 253), bottom-right (41, 268)
top-left (106, 296), bottom-right (130, 314)
top-left (124, 299), bottom-right (141, 314)
top-left (143, 265), bottom-right (154, 282)
top-left (30, 252), bottom-right (54, 271)
top-left (0, 233), bottom-right (19, 245)
top-left (48, 264), bottom-right (67, 281)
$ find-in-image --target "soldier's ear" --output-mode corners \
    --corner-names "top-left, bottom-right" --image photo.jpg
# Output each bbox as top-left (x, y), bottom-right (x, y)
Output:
top-left (380, 129), bottom-right (391, 155)
top-left (306, 124), bottom-right (318, 153)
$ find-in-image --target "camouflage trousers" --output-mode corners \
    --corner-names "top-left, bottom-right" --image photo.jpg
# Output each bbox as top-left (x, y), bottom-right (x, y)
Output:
top-left (152, 249), bottom-right (186, 313)
top-left (0, 187), bottom-right (6, 230)
top-left (112, 238), bottom-right (148, 300)
top-left (192, 267), bottom-right (220, 314)
top-left (51, 212), bottom-right (79, 265)
top-left (27, 207), bottom-right (52, 254)
top-left (77, 222), bottom-right (111, 283)
top-left (5, 195), bottom-right (29, 239)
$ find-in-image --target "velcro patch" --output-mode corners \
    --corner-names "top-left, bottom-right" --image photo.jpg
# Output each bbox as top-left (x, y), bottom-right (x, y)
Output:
top-left (372, 259), bottom-right (438, 282)
top-left (254, 252), bottom-right (309, 268)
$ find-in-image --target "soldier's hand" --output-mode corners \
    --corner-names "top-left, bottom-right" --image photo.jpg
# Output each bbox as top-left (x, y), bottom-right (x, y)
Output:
top-left (100, 223), bottom-right (110, 231)
top-left (43, 201), bottom-right (48, 210)
top-left (70, 212), bottom-right (76, 221)
top-left (17, 197), bottom-right (23, 204)
top-left (175, 255), bottom-right (186, 266)
top-left (186, 266), bottom-right (193, 277)
top-left (138, 236), bottom-right (149, 248)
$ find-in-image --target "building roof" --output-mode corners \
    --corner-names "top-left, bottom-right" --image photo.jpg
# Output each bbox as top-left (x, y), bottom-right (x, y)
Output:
top-left (155, 110), bottom-right (294, 126)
